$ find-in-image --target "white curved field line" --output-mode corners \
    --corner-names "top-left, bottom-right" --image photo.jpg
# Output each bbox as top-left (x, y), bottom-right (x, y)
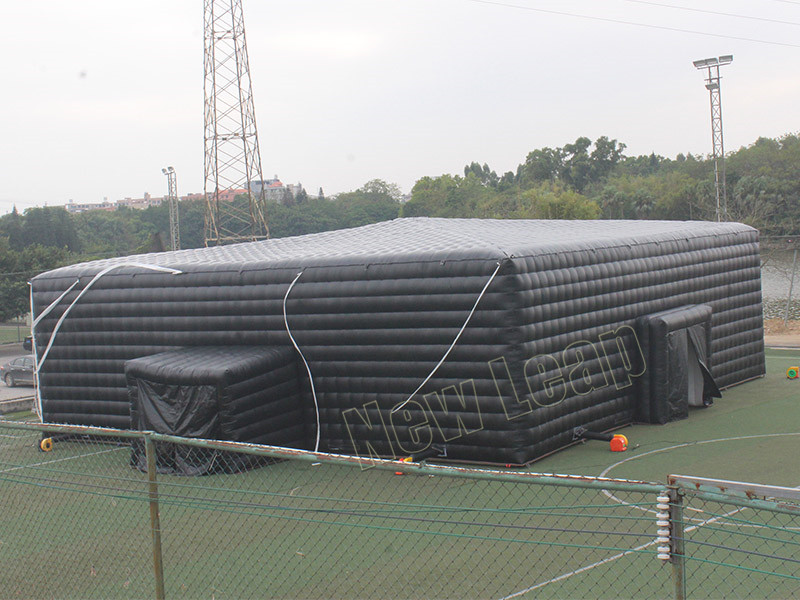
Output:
top-left (499, 432), bottom-right (800, 599)
top-left (599, 432), bottom-right (800, 522)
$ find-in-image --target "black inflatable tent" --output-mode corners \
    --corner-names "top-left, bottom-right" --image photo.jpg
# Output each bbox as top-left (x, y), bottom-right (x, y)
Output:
top-left (30, 218), bottom-right (765, 465)
top-left (125, 346), bottom-right (304, 474)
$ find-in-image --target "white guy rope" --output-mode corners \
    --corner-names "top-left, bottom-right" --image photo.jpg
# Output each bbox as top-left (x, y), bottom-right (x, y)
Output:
top-left (30, 279), bottom-right (81, 419)
top-left (392, 260), bottom-right (504, 414)
top-left (283, 271), bottom-right (321, 453)
top-left (31, 263), bottom-right (183, 419)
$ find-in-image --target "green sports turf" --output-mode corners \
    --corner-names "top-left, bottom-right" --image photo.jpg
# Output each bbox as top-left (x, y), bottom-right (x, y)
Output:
top-left (1, 349), bottom-right (799, 599)
top-left (533, 348), bottom-right (800, 487)
top-left (0, 431), bottom-right (667, 598)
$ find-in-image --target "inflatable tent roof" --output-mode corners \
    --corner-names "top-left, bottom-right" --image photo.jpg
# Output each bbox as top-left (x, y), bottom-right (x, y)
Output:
top-left (31, 218), bottom-right (765, 465)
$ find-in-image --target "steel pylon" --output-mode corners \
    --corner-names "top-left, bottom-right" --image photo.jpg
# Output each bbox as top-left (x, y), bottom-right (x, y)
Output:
top-left (203, 0), bottom-right (269, 246)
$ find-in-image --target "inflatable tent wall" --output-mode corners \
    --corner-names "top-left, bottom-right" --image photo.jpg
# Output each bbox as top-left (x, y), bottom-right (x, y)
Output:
top-left (30, 218), bottom-right (765, 465)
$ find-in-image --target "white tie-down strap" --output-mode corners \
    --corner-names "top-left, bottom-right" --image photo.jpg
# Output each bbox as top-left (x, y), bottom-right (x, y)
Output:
top-left (30, 263), bottom-right (183, 420)
top-left (283, 271), bottom-right (321, 453)
top-left (392, 260), bottom-right (504, 414)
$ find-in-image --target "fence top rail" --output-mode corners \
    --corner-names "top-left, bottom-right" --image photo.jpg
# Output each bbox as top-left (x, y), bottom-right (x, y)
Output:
top-left (0, 418), bottom-right (144, 440)
top-left (670, 473), bottom-right (800, 503)
top-left (0, 418), bottom-right (666, 493)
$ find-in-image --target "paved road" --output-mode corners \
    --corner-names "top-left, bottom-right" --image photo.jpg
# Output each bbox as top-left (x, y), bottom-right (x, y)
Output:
top-left (764, 334), bottom-right (800, 349)
top-left (0, 341), bottom-right (27, 358)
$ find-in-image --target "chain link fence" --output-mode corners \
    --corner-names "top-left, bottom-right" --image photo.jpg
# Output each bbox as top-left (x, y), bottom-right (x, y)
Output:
top-left (669, 475), bottom-right (800, 600)
top-left (760, 237), bottom-right (800, 322)
top-left (1, 419), bottom-right (799, 599)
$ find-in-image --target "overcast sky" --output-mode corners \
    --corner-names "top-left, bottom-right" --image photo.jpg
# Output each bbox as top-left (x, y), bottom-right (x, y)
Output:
top-left (2, 0), bottom-right (798, 213)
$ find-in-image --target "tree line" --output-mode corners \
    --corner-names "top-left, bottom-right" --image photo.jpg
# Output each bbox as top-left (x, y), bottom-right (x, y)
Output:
top-left (404, 133), bottom-right (800, 229)
top-left (0, 132), bottom-right (797, 320)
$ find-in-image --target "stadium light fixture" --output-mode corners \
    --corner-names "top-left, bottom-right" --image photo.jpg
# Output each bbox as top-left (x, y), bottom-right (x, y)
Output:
top-left (693, 55), bottom-right (733, 221)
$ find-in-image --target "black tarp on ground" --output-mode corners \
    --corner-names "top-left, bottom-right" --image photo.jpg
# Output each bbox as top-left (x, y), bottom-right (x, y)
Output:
top-left (30, 218), bottom-right (765, 465)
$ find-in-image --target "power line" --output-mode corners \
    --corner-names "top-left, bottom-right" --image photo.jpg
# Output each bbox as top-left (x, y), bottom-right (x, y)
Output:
top-left (463, 0), bottom-right (800, 48)
top-left (621, 0), bottom-right (800, 27)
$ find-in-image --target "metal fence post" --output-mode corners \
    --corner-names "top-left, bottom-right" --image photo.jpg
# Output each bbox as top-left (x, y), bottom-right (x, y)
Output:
top-left (785, 248), bottom-right (798, 326)
top-left (669, 485), bottom-right (687, 600)
top-left (145, 433), bottom-right (166, 600)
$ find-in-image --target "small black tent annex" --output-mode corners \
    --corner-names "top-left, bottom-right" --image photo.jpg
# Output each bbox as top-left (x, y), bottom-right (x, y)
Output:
top-left (30, 218), bottom-right (765, 464)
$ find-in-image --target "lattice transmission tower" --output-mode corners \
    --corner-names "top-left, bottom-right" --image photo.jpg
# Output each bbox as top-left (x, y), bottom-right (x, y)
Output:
top-left (203, 0), bottom-right (269, 246)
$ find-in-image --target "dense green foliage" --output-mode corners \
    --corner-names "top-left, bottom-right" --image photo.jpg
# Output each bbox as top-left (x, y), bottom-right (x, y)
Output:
top-left (403, 134), bottom-right (800, 228)
top-left (266, 179), bottom-right (402, 238)
top-left (0, 133), bottom-right (798, 320)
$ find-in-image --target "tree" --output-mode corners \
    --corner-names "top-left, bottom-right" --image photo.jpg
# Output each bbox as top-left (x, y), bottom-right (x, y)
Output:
top-left (72, 208), bottom-right (155, 256)
top-left (498, 171), bottom-right (516, 191)
top-left (517, 182), bottom-right (600, 220)
top-left (294, 187), bottom-right (309, 204)
top-left (265, 198), bottom-right (340, 238)
top-left (21, 207), bottom-right (81, 252)
top-left (517, 147), bottom-right (563, 187)
top-left (598, 172), bottom-right (703, 221)
top-left (333, 180), bottom-right (402, 228)
top-left (728, 175), bottom-right (779, 231)
top-left (561, 137), bottom-right (593, 192)
top-left (403, 174), bottom-right (493, 218)
top-left (178, 200), bottom-right (207, 249)
top-left (0, 240), bottom-right (72, 321)
top-left (358, 179), bottom-right (403, 201)
top-left (0, 206), bottom-right (24, 248)
top-left (281, 187), bottom-right (296, 207)
top-left (464, 162), bottom-right (499, 188)
top-left (589, 136), bottom-right (626, 182)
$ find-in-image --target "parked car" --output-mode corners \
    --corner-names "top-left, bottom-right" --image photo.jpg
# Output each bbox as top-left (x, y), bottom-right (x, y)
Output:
top-left (23, 336), bottom-right (32, 351)
top-left (1, 356), bottom-right (34, 387)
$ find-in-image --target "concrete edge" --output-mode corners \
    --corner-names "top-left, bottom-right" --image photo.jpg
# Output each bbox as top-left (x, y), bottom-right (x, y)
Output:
top-left (0, 397), bottom-right (34, 414)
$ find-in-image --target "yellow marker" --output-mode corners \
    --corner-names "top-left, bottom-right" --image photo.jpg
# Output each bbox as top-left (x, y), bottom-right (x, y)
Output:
top-left (40, 438), bottom-right (53, 452)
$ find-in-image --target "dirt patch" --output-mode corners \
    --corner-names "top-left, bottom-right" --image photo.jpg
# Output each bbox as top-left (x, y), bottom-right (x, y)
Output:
top-left (764, 318), bottom-right (800, 336)
top-left (764, 319), bottom-right (800, 348)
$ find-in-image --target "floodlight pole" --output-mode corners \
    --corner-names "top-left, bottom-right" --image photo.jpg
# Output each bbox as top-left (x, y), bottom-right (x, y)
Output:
top-left (161, 167), bottom-right (181, 251)
top-left (693, 55), bottom-right (733, 222)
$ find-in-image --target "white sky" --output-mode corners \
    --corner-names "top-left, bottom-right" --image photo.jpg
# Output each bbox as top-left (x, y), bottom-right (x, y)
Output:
top-left (1, 0), bottom-right (799, 213)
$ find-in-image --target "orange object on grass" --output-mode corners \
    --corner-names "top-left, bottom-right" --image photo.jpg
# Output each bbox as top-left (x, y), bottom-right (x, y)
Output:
top-left (610, 434), bottom-right (628, 452)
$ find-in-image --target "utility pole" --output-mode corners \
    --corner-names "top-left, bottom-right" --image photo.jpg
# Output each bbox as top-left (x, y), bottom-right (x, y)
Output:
top-left (203, 0), bottom-right (269, 246)
top-left (161, 167), bottom-right (180, 251)
top-left (693, 55), bottom-right (733, 222)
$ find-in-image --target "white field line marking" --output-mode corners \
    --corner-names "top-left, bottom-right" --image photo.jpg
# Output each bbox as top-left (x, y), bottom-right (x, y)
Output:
top-left (0, 442), bottom-right (32, 451)
top-left (499, 432), bottom-right (800, 599)
top-left (599, 433), bottom-right (800, 521)
top-left (498, 504), bottom-right (746, 600)
top-left (0, 447), bottom-right (125, 475)
top-left (498, 538), bottom-right (660, 599)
